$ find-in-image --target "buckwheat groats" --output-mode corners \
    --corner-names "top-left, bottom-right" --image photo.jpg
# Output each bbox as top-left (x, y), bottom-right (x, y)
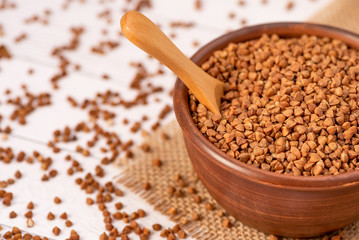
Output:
top-left (190, 34), bottom-right (359, 176)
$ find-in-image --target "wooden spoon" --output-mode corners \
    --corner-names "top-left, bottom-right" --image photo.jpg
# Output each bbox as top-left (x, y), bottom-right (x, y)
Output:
top-left (120, 11), bottom-right (223, 114)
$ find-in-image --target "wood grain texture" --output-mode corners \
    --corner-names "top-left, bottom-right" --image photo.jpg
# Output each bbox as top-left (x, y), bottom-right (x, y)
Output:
top-left (173, 22), bottom-right (359, 238)
top-left (121, 11), bottom-right (223, 114)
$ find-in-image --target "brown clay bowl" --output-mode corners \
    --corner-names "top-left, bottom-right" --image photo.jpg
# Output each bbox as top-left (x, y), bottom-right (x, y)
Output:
top-left (173, 22), bottom-right (359, 238)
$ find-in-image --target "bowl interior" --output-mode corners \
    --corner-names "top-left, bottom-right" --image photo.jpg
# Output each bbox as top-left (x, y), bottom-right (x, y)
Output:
top-left (174, 22), bottom-right (359, 188)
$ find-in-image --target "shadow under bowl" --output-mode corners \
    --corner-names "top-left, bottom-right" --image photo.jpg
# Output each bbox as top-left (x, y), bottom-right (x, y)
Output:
top-left (173, 22), bottom-right (359, 238)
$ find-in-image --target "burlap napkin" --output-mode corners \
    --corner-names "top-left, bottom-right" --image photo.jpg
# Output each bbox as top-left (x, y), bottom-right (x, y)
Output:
top-left (117, 1), bottom-right (359, 239)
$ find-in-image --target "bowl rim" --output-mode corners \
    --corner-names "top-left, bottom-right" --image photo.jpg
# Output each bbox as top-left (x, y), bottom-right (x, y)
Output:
top-left (173, 22), bottom-right (359, 188)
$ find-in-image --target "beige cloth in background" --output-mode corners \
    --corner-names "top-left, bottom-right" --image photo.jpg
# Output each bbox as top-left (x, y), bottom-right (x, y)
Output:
top-left (117, 1), bottom-right (359, 239)
top-left (309, 0), bottom-right (359, 33)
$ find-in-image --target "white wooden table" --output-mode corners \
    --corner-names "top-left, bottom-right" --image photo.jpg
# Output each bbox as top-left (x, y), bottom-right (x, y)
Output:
top-left (0, 0), bottom-right (331, 239)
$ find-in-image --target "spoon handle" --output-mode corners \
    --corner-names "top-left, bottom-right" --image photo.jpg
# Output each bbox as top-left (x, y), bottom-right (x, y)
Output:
top-left (121, 11), bottom-right (223, 114)
top-left (121, 11), bottom-right (205, 94)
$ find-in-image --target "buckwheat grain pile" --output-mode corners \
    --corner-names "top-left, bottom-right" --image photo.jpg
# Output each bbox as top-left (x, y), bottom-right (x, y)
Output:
top-left (190, 34), bottom-right (359, 176)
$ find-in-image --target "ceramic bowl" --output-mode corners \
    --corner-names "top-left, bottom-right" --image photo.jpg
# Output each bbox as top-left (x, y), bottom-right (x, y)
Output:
top-left (173, 22), bottom-right (359, 238)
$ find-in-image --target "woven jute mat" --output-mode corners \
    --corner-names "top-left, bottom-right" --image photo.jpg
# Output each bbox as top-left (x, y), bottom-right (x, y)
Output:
top-left (116, 1), bottom-right (359, 239)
